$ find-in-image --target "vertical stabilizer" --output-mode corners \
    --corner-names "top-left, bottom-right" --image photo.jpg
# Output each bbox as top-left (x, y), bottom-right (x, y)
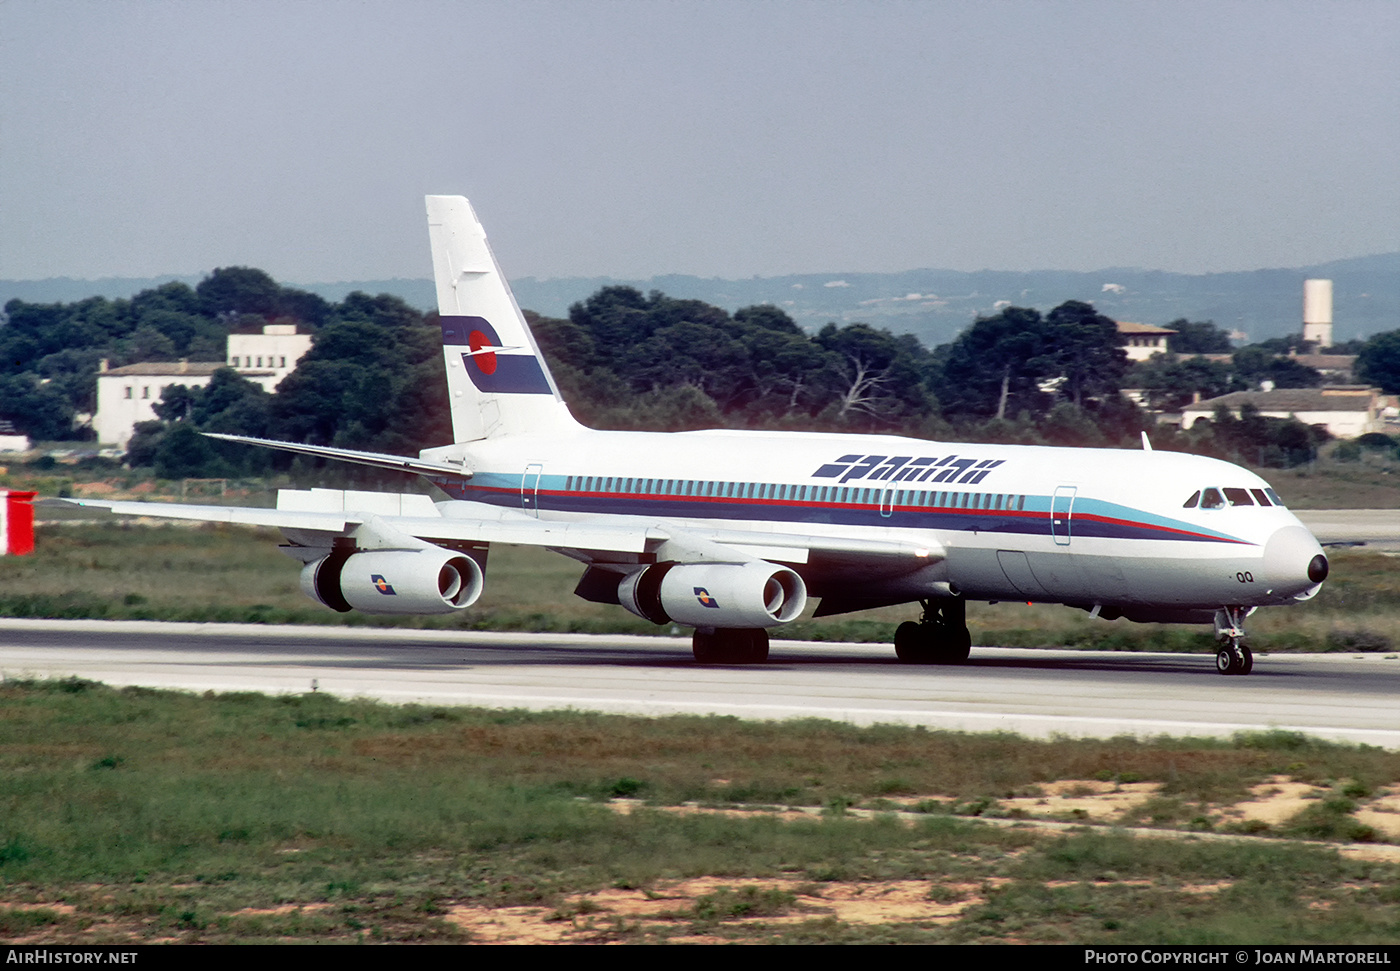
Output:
top-left (426, 195), bottom-right (580, 442)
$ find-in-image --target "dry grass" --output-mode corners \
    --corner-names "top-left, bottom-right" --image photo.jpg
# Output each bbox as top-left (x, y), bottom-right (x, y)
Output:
top-left (2, 680), bottom-right (1399, 943)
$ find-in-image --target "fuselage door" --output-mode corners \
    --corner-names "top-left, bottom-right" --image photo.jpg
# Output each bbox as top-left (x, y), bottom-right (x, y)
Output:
top-left (521, 463), bottom-right (543, 518)
top-left (1051, 485), bottom-right (1077, 546)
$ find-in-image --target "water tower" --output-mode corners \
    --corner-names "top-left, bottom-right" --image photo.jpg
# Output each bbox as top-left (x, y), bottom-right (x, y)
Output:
top-left (1302, 279), bottom-right (1333, 348)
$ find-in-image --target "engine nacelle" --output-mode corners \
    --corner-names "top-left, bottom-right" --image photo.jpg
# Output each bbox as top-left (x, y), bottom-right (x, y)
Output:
top-left (301, 548), bottom-right (484, 615)
top-left (618, 562), bottom-right (807, 628)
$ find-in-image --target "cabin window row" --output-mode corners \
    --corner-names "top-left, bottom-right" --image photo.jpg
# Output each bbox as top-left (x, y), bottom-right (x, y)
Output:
top-left (561, 476), bottom-right (1029, 511)
top-left (1182, 487), bottom-right (1284, 509)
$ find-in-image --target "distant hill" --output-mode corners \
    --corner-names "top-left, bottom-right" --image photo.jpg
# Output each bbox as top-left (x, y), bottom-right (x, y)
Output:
top-left (5, 253), bottom-right (1396, 348)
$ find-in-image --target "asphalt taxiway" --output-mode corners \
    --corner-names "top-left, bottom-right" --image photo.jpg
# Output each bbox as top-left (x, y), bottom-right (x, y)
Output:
top-left (1, 619), bottom-right (1396, 747)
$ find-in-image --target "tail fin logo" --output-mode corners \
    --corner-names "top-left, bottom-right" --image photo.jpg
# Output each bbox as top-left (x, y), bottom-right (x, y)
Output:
top-left (440, 315), bottom-right (552, 395)
top-left (467, 330), bottom-right (498, 374)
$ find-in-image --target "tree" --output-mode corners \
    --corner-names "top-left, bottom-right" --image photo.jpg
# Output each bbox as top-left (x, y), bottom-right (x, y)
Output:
top-left (1166, 319), bottom-right (1233, 354)
top-left (336, 291), bottom-right (422, 330)
top-left (733, 304), bottom-right (802, 335)
top-left (153, 423), bottom-right (224, 479)
top-left (935, 307), bottom-right (1050, 421)
top-left (129, 281), bottom-right (201, 319)
top-left (196, 267), bottom-right (281, 318)
top-left (128, 370), bottom-right (275, 475)
top-left (268, 302), bottom-right (448, 455)
top-left (737, 322), bottom-right (830, 421)
top-left (567, 286), bottom-right (651, 355)
top-left (276, 288), bottom-right (332, 329)
top-left (814, 323), bottom-right (931, 428)
top-left (1128, 355), bottom-right (1233, 411)
top-left (1232, 346), bottom-right (1322, 389)
top-left (1038, 402), bottom-right (1107, 447)
top-left (1192, 402), bottom-right (1329, 468)
top-left (1356, 331), bottom-right (1400, 393)
top-left (530, 311), bottom-right (599, 372)
top-left (0, 373), bottom-right (75, 440)
top-left (117, 324), bottom-right (177, 364)
top-left (935, 301), bottom-right (1126, 420)
top-left (271, 321), bottom-right (396, 447)
top-left (1041, 301), bottom-right (1129, 408)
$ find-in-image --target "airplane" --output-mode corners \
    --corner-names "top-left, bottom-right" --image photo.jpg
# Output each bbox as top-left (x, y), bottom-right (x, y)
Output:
top-left (64, 195), bottom-right (1330, 676)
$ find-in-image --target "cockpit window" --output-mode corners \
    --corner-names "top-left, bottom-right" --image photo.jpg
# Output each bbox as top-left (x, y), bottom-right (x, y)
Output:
top-left (1250, 488), bottom-right (1272, 506)
top-left (1200, 488), bottom-right (1226, 510)
top-left (1224, 488), bottom-right (1254, 506)
top-left (1265, 488), bottom-right (1285, 507)
top-left (1182, 490), bottom-right (1200, 508)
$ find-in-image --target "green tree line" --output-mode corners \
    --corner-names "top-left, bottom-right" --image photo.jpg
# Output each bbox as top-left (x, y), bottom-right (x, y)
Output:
top-left (8, 268), bottom-right (1390, 476)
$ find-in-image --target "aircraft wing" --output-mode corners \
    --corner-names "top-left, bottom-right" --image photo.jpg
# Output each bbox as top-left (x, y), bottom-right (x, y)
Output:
top-left (58, 493), bottom-right (944, 569)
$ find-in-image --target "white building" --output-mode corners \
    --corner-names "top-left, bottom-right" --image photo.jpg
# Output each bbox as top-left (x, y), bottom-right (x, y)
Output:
top-left (0, 421), bottom-right (30, 453)
top-left (94, 325), bottom-right (310, 447)
top-left (1116, 321), bottom-right (1178, 362)
top-left (1180, 386), bottom-right (1391, 440)
top-left (226, 324), bottom-right (311, 385)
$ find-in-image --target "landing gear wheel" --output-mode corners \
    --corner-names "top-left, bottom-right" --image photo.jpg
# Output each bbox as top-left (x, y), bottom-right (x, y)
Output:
top-left (941, 625), bottom-right (972, 664)
top-left (1213, 607), bottom-right (1255, 676)
top-left (692, 628), bottom-right (769, 664)
top-left (739, 628), bottom-right (769, 664)
top-left (1216, 641), bottom-right (1253, 676)
top-left (894, 621), bottom-right (933, 663)
top-left (894, 600), bottom-right (972, 665)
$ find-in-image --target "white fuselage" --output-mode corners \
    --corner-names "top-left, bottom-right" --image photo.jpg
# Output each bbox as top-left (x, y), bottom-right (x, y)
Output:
top-left (428, 426), bottom-right (1325, 617)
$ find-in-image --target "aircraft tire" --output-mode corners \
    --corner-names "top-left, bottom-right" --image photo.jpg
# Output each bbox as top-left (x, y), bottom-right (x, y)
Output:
top-left (693, 628), bottom-right (769, 664)
top-left (693, 628), bottom-right (721, 664)
top-left (894, 621), bottom-right (935, 663)
top-left (936, 626), bottom-right (972, 664)
top-left (1215, 642), bottom-right (1253, 676)
top-left (743, 628), bottom-right (770, 663)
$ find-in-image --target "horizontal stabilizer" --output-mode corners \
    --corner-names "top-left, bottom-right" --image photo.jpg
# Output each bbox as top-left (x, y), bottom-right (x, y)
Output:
top-left (56, 497), bottom-right (357, 533)
top-left (203, 433), bottom-right (470, 477)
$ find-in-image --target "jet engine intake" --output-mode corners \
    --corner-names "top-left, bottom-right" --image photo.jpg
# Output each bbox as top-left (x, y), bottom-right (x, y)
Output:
top-left (618, 561), bottom-right (807, 628)
top-left (301, 547), bottom-right (483, 615)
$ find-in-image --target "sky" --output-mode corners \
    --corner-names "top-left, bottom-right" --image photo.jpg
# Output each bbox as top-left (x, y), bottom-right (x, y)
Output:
top-left (1, 0), bottom-right (1397, 284)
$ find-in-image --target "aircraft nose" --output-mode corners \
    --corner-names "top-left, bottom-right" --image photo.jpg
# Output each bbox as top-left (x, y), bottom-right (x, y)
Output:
top-left (1263, 525), bottom-right (1327, 596)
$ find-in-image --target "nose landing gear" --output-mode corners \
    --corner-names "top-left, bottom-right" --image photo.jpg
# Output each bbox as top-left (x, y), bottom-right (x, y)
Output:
top-left (1214, 606), bottom-right (1254, 675)
top-left (894, 598), bottom-right (972, 664)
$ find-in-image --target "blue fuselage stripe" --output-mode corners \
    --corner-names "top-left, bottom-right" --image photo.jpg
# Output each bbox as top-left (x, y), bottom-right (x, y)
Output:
top-left (439, 481), bottom-right (1251, 545)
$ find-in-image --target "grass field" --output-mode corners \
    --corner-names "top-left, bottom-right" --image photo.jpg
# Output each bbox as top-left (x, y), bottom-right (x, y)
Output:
top-left (1, 519), bottom-right (1396, 655)
top-left (0, 679), bottom-right (1397, 944)
top-left (4, 473), bottom-right (1399, 943)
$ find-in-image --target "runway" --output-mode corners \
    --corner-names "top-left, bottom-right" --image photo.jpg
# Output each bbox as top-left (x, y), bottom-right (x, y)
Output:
top-left (1296, 509), bottom-right (1400, 550)
top-left (1, 619), bottom-right (1396, 747)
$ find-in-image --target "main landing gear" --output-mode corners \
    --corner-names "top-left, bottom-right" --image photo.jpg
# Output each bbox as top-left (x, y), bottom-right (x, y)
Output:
top-left (1214, 606), bottom-right (1254, 676)
top-left (894, 598), bottom-right (972, 664)
top-left (692, 627), bottom-right (770, 664)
